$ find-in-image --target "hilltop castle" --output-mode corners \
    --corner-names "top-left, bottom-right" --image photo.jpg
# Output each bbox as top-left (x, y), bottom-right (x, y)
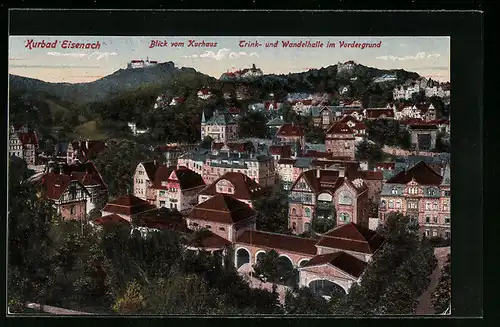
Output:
top-left (127, 57), bottom-right (159, 69)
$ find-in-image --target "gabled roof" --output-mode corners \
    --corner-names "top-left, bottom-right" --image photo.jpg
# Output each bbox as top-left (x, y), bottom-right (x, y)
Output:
top-left (188, 231), bottom-right (232, 249)
top-left (236, 230), bottom-right (318, 255)
top-left (152, 166), bottom-right (204, 190)
top-left (277, 124), bottom-right (305, 137)
top-left (40, 173), bottom-right (90, 200)
top-left (326, 121), bottom-right (354, 135)
top-left (136, 207), bottom-right (188, 233)
top-left (17, 131), bottom-right (38, 147)
top-left (365, 108), bottom-right (395, 119)
top-left (94, 214), bottom-right (130, 226)
top-left (302, 251), bottom-right (367, 278)
top-left (188, 194), bottom-right (256, 224)
top-left (102, 194), bottom-right (157, 216)
top-left (199, 172), bottom-right (264, 200)
top-left (315, 223), bottom-right (385, 254)
top-left (60, 161), bottom-right (107, 188)
top-left (386, 161), bottom-right (443, 185)
top-left (139, 161), bottom-right (161, 180)
top-left (269, 144), bottom-right (292, 157)
top-left (205, 112), bottom-right (236, 125)
top-left (151, 165), bottom-right (176, 189)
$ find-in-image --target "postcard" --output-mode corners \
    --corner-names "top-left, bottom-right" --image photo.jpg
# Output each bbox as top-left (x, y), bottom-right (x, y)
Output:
top-left (8, 35), bottom-right (451, 316)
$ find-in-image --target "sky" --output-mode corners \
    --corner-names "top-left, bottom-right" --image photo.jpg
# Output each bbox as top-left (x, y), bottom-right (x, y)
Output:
top-left (9, 36), bottom-right (450, 84)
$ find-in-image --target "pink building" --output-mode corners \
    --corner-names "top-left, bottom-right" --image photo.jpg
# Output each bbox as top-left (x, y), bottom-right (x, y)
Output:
top-left (325, 121), bottom-right (356, 160)
top-left (378, 161), bottom-right (451, 238)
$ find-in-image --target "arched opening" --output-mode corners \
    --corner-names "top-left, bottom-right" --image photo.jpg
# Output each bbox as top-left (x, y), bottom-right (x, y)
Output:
top-left (308, 279), bottom-right (347, 297)
top-left (235, 248), bottom-right (250, 269)
top-left (277, 255), bottom-right (298, 287)
top-left (255, 251), bottom-right (266, 264)
top-left (298, 259), bottom-right (309, 267)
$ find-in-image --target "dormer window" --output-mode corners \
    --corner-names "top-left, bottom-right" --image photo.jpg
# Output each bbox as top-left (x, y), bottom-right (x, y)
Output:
top-left (391, 188), bottom-right (398, 195)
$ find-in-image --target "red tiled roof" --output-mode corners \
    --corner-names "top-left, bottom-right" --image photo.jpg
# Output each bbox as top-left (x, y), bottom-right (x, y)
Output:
top-left (102, 194), bottom-right (157, 216)
top-left (316, 223), bottom-right (385, 254)
top-left (358, 170), bottom-right (383, 180)
top-left (40, 173), bottom-right (89, 200)
top-left (326, 121), bottom-right (354, 135)
top-left (139, 161), bottom-right (161, 180)
top-left (303, 151), bottom-right (333, 160)
top-left (401, 118), bottom-right (425, 126)
top-left (365, 109), bottom-right (395, 119)
top-left (236, 230), bottom-right (318, 255)
top-left (386, 161), bottom-right (443, 185)
top-left (151, 164), bottom-right (176, 190)
top-left (198, 89), bottom-right (210, 95)
top-left (188, 194), bottom-right (256, 224)
top-left (188, 231), bottom-right (232, 249)
top-left (94, 214), bottom-right (130, 225)
top-left (17, 131), bottom-right (38, 147)
top-left (277, 124), bottom-right (305, 137)
top-left (226, 141), bottom-right (255, 153)
top-left (302, 251), bottom-right (367, 278)
top-left (172, 167), bottom-right (205, 190)
top-left (199, 172), bottom-right (264, 201)
top-left (70, 140), bottom-right (106, 160)
top-left (269, 145), bottom-right (292, 157)
top-left (60, 161), bottom-right (107, 188)
top-left (136, 208), bottom-right (188, 233)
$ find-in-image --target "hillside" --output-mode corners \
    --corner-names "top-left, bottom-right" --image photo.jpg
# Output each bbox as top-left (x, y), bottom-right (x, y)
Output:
top-left (9, 61), bottom-right (207, 104)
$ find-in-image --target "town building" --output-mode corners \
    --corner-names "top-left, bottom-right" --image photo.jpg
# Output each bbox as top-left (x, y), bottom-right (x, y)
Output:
top-left (40, 172), bottom-right (91, 221)
top-left (177, 149), bottom-right (210, 176)
top-left (127, 57), bottom-right (158, 69)
top-left (198, 172), bottom-right (265, 208)
top-left (288, 167), bottom-right (370, 235)
top-left (101, 194), bottom-right (157, 223)
top-left (266, 116), bottom-right (286, 136)
top-left (378, 161), bottom-right (450, 238)
top-left (66, 140), bottom-right (106, 165)
top-left (291, 99), bottom-right (314, 116)
top-left (9, 125), bottom-right (39, 166)
top-left (200, 110), bottom-right (238, 143)
top-left (325, 121), bottom-right (356, 160)
top-left (155, 144), bottom-right (183, 167)
top-left (394, 103), bottom-right (437, 122)
top-left (133, 161), bottom-right (161, 203)
top-left (186, 194), bottom-right (257, 243)
top-left (408, 124), bottom-right (439, 151)
top-left (275, 124), bottom-right (305, 150)
top-left (197, 88), bottom-right (213, 100)
top-left (152, 165), bottom-right (205, 212)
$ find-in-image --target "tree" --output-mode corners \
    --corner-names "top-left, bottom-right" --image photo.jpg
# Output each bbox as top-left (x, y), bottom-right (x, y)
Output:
top-left (237, 111), bottom-right (269, 139)
top-left (253, 250), bottom-right (298, 287)
top-left (112, 280), bottom-right (146, 314)
top-left (93, 138), bottom-right (155, 197)
top-left (431, 254), bottom-right (451, 313)
top-left (253, 188), bottom-right (291, 234)
top-left (199, 136), bottom-right (213, 149)
top-left (284, 287), bottom-right (331, 314)
top-left (310, 215), bottom-right (336, 234)
top-left (355, 139), bottom-right (384, 166)
top-left (435, 132), bottom-right (450, 153)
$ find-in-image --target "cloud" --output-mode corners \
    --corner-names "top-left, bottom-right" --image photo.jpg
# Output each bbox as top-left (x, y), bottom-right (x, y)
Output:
top-left (182, 48), bottom-right (259, 61)
top-left (229, 51), bottom-right (259, 59)
top-left (46, 51), bottom-right (118, 60)
top-left (376, 52), bottom-right (441, 61)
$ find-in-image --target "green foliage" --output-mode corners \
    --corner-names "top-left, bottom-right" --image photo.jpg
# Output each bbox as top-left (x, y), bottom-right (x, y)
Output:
top-left (237, 111), bottom-right (270, 139)
top-left (253, 250), bottom-right (298, 288)
top-left (435, 132), bottom-right (450, 153)
top-left (365, 119), bottom-right (411, 149)
top-left (93, 138), bottom-right (155, 197)
top-left (284, 287), bottom-right (332, 314)
top-left (253, 188), bottom-right (291, 234)
top-left (355, 139), bottom-right (385, 165)
top-left (431, 254), bottom-right (451, 313)
top-left (310, 215), bottom-right (337, 234)
top-left (113, 280), bottom-right (146, 314)
top-left (331, 213), bottom-right (437, 315)
top-left (199, 136), bottom-right (213, 149)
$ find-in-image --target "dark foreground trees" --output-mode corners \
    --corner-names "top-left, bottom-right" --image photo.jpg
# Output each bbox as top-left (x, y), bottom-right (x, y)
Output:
top-left (431, 254), bottom-right (451, 313)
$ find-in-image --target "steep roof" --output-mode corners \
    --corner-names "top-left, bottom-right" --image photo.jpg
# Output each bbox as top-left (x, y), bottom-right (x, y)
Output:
top-left (94, 214), bottom-right (130, 226)
top-left (188, 194), bottom-right (256, 224)
top-left (277, 124), bottom-right (305, 137)
top-left (316, 223), bottom-right (385, 254)
top-left (60, 161), bottom-right (107, 188)
top-left (236, 230), bottom-right (318, 255)
top-left (151, 164), bottom-right (176, 189)
top-left (17, 131), bottom-right (39, 147)
top-left (365, 108), bottom-right (395, 119)
top-left (140, 161), bottom-right (161, 180)
top-left (326, 121), bottom-right (354, 135)
top-left (199, 172), bottom-right (264, 201)
top-left (269, 144), bottom-right (292, 157)
top-left (136, 207), bottom-right (188, 233)
top-left (188, 231), bottom-right (232, 249)
top-left (40, 173), bottom-right (89, 200)
top-left (102, 194), bottom-right (157, 216)
top-left (302, 251), bottom-right (367, 278)
top-left (171, 167), bottom-right (205, 190)
top-left (386, 161), bottom-right (443, 185)
top-left (205, 112), bottom-right (236, 125)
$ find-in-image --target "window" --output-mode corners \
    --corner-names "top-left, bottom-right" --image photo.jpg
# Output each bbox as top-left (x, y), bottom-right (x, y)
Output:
top-left (292, 222), bottom-right (297, 231)
top-left (159, 190), bottom-right (166, 197)
top-left (425, 216), bottom-right (430, 223)
top-left (425, 201), bottom-right (431, 210)
top-left (192, 222), bottom-right (199, 227)
top-left (219, 227), bottom-right (225, 231)
top-left (445, 231), bottom-right (451, 239)
top-left (339, 212), bottom-right (351, 223)
top-left (205, 225), bottom-right (211, 229)
top-left (70, 205), bottom-right (76, 215)
top-left (433, 216), bottom-right (438, 223)
top-left (304, 208), bottom-right (311, 217)
top-left (304, 223), bottom-right (311, 231)
top-left (433, 201), bottom-right (439, 210)
top-left (391, 188), bottom-right (398, 195)
top-left (444, 190), bottom-right (451, 197)
top-left (292, 208), bottom-right (297, 216)
top-left (407, 201), bottom-right (418, 209)
top-left (443, 201), bottom-right (449, 211)
top-left (432, 230), bottom-right (438, 237)
top-left (160, 201), bottom-right (165, 207)
top-left (388, 200), bottom-right (394, 209)
top-left (396, 200), bottom-right (402, 209)
top-left (445, 217), bottom-right (450, 224)
top-left (429, 188), bottom-right (435, 196)
top-left (339, 191), bottom-right (353, 205)
top-left (344, 142), bottom-right (351, 149)
top-left (425, 229), bottom-right (430, 237)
